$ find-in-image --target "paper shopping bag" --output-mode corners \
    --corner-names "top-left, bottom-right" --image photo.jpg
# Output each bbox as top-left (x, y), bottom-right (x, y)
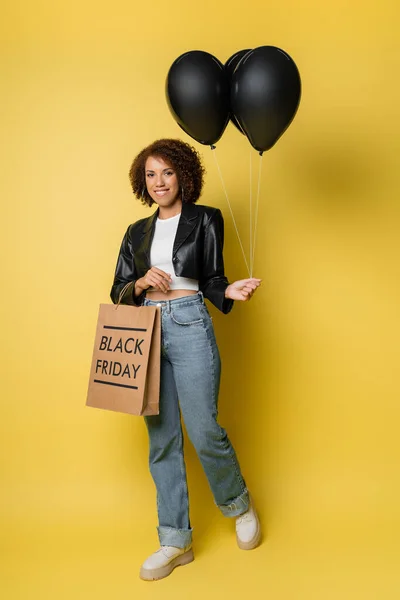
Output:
top-left (86, 302), bottom-right (160, 416)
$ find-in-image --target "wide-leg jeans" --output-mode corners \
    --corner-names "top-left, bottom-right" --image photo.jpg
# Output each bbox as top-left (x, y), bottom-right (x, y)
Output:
top-left (143, 292), bottom-right (249, 548)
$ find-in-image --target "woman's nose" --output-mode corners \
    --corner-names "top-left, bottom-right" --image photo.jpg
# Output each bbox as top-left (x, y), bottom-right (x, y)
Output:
top-left (155, 174), bottom-right (165, 187)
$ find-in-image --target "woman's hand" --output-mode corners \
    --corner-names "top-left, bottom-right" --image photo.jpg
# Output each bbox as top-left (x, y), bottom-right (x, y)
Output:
top-left (224, 278), bottom-right (262, 302)
top-left (135, 267), bottom-right (173, 295)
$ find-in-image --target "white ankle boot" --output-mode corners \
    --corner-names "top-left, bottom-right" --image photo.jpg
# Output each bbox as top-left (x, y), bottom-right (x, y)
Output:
top-left (139, 545), bottom-right (194, 581)
top-left (235, 497), bottom-right (261, 550)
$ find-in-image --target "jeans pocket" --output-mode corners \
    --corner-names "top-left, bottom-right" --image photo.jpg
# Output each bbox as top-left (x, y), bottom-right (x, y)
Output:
top-left (170, 305), bottom-right (203, 326)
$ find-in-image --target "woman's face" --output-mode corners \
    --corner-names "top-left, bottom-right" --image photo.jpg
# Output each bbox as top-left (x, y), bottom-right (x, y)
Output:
top-left (145, 155), bottom-right (180, 208)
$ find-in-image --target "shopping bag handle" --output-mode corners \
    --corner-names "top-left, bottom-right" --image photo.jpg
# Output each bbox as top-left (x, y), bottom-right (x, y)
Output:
top-left (115, 281), bottom-right (134, 309)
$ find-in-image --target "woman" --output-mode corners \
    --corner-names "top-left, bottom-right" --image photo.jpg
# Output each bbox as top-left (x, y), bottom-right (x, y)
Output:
top-left (110, 139), bottom-right (262, 581)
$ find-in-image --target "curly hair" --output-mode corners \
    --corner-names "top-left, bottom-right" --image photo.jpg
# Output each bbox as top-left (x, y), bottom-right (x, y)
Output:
top-left (129, 138), bottom-right (205, 206)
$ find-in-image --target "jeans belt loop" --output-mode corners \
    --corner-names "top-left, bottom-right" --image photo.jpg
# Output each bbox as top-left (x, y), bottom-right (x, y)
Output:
top-left (198, 290), bottom-right (204, 304)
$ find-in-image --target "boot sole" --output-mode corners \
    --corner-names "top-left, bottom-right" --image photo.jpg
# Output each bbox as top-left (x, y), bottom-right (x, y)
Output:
top-left (139, 548), bottom-right (194, 581)
top-left (236, 524), bottom-right (262, 550)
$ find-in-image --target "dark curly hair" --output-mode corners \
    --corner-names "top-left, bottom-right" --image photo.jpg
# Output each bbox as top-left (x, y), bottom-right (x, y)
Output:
top-left (129, 138), bottom-right (205, 206)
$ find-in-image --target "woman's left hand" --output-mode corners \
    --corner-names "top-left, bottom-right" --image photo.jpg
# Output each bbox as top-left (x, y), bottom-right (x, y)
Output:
top-left (225, 278), bottom-right (262, 302)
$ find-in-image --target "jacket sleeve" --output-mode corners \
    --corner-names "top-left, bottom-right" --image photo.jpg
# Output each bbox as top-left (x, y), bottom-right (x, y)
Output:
top-left (200, 208), bottom-right (234, 315)
top-left (110, 225), bottom-right (145, 306)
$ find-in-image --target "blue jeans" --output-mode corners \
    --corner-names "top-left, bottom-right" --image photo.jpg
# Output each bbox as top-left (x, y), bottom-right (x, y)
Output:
top-left (142, 291), bottom-right (249, 548)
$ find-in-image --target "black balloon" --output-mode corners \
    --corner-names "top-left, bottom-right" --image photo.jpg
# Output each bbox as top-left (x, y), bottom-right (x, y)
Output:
top-left (224, 49), bottom-right (252, 134)
top-left (166, 51), bottom-right (230, 146)
top-left (231, 46), bottom-right (301, 153)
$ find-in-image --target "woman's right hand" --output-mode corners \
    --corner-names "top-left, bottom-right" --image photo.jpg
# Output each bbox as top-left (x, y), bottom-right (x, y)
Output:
top-left (135, 267), bottom-right (173, 295)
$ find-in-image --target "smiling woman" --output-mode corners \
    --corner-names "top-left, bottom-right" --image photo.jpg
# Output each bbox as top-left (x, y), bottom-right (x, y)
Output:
top-left (145, 157), bottom-right (180, 212)
top-left (110, 138), bottom-right (262, 581)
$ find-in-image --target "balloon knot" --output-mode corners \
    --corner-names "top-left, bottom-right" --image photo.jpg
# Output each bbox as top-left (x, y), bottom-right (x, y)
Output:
top-left (210, 145), bottom-right (216, 150)
top-left (259, 151), bottom-right (264, 157)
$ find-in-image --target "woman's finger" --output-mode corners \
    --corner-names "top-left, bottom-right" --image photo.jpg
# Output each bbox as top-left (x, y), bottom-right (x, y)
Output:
top-left (151, 267), bottom-right (173, 281)
top-left (147, 274), bottom-right (169, 293)
top-left (235, 279), bottom-right (261, 290)
top-left (150, 273), bottom-right (170, 286)
top-left (149, 270), bottom-right (172, 292)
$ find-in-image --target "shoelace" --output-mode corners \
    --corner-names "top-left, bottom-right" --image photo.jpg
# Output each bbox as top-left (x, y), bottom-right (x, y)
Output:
top-left (236, 511), bottom-right (252, 526)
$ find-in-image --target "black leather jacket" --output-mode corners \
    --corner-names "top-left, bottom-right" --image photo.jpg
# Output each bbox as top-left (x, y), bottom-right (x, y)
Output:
top-left (110, 202), bottom-right (234, 314)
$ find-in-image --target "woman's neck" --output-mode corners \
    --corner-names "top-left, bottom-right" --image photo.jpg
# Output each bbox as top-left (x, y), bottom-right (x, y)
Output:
top-left (157, 199), bottom-right (182, 220)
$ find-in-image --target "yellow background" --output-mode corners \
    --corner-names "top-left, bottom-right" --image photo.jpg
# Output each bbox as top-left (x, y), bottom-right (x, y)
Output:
top-left (1, 1), bottom-right (399, 598)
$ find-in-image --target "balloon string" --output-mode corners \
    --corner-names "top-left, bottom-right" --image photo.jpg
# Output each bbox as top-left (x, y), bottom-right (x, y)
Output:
top-left (249, 149), bottom-right (253, 278)
top-left (251, 154), bottom-right (263, 275)
top-left (211, 148), bottom-right (250, 277)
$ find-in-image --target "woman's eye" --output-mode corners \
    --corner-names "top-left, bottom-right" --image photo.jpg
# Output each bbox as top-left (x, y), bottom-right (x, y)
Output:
top-left (146, 173), bottom-right (154, 178)
top-left (165, 171), bottom-right (173, 176)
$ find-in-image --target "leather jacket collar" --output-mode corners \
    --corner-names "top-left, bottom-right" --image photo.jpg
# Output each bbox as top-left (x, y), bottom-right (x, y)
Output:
top-left (139, 202), bottom-right (199, 265)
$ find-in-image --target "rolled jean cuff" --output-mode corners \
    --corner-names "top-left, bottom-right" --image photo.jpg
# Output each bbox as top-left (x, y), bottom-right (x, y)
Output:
top-left (218, 488), bottom-right (250, 517)
top-left (157, 526), bottom-right (193, 548)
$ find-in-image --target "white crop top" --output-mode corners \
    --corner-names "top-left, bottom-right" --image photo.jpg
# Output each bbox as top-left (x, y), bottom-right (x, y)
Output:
top-left (149, 213), bottom-right (199, 291)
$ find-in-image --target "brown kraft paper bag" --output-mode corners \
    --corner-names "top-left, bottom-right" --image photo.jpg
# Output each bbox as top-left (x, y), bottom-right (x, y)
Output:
top-left (86, 300), bottom-right (161, 416)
